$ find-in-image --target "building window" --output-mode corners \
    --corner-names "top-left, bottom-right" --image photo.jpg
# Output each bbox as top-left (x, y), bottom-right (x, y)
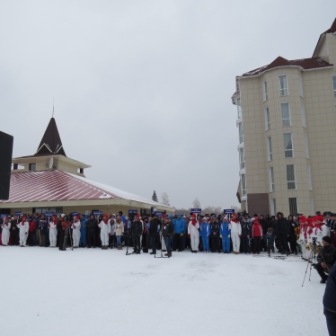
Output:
top-left (286, 164), bottom-right (296, 189)
top-left (301, 101), bottom-right (307, 127)
top-left (283, 133), bottom-right (293, 158)
top-left (304, 133), bottom-right (310, 159)
top-left (333, 76), bottom-right (336, 97)
top-left (269, 167), bottom-right (275, 192)
top-left (281, 102), bottom-right (291, 127)
top-left (262, 81), bottom-right (268, 101)
top-left (289, 198), bottom-right (297, 216)
top-left (237, 98), bottom-right (242, 119)
top-left (271, 198), bottom-right (276, 216)
top-left (267, 136), bottom-right (273, 161)
top-left (264, 107), bottom-right (270, 131)
top-left (239, 147), bottom-right (245, 169)
top-left (238, 122), bottom-right (244, 144)
top-left (279, 75), bottom-right (288, 96)
top-left (29, 163), bottom-right (36, 171)
top-left (241, 174), bottom-right (246, 196)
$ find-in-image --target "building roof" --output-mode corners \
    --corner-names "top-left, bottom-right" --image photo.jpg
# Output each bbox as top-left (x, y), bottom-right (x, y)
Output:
top-left (35, 117), bottom-right (66, 156)
top-left (313, 18), bottom-right (336, 57)
top-left (0, 170), bottom-right (164, 208)
top-left (242, 56), bottom-right (332, 77)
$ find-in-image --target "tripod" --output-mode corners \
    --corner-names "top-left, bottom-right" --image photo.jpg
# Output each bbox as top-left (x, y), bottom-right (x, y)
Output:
top-left (301, 240), bottom-right (318, 287)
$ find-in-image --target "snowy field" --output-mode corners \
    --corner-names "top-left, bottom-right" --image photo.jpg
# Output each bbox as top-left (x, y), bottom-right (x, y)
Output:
top-left (0, 247), bottom-right (328, 336)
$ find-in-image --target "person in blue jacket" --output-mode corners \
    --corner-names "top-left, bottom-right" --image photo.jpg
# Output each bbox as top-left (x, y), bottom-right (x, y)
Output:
top-left (80, 212), bottom-right (89, 247)
top-left (220, 216), bottom-right (231, 253)
top-left (173, 215), bottom-right (187, 251)
top-left (200, 217), bottom-right (211, 252)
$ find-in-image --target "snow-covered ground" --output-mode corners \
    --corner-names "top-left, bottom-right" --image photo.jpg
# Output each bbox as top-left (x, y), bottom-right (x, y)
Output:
top-left (1, 247), bottom-right (328, 336)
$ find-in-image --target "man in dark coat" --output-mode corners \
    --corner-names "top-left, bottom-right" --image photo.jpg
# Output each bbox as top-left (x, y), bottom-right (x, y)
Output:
top-left (132, 214), bottom-right (143, 254)
top-left (323, 262), bottom-right (336, 335)
top-left (149, 214), bottom-right (161, 254)
top-left (314, 236), bottom-right (336, 283)
top-left (275, 212), bottom-right (290, 255)
top-left (209, 216), bottom-right (220, 253)
top-left (162, 215), bottom-right (174, 257)
top-left (86, 214), bottom-right (98, 248)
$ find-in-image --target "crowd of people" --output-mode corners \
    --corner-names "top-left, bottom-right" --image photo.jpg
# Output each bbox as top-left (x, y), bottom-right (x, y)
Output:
top-left (1, 210), bottom-right (336, 256)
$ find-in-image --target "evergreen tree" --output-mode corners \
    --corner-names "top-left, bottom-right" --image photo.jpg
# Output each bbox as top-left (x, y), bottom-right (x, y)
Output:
top-left (152, 190), bottom-right (158, 202)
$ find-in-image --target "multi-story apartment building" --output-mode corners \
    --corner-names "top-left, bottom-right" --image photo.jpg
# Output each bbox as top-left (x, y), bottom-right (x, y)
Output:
top-left (232, 18), bottom-right (336, 216)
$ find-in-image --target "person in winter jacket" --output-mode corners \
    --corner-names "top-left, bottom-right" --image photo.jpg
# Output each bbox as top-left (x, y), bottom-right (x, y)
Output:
top-left (200, 217), bottom-right (211, 252)
top-left (240, 215), bottom-right (251, 254)
top-left (98, 214), bottom-right (111, 249)
top-left (209, 216), bottom-right (221, 253)
top-left (71, 215), bottom-right (81, 248)
top-left (314, 236), bottom-right (336, 283)
top-left (220, 216), bottom-right (231, 253)
top-left (149, 215), bottom-right (161, 254)
top-left (80, 213), bottom-right (88, 247)
top-left (162, 215), bottom-right (174, 257)
top-left (49, 215), bottom-right (58, 247)
top-left (132, 214), bottom-right (143, 254)
top-left (323, 262), bottom-right (336, 336)
top-left (288, 215), bottom-right (298, 254)
top-left (1, 216), bottom-right (11, 246)
top-left (252, 217), bottom-right (263, 254)
top-left (276, 212), bottom-right (290, 255)
top-left (173, 215), bottom-right (187, 252)
top-left (188, 214), bottom-right (200, 253)
top-left (86, 214), bottom-right (98, 248)
top-left (115, 216), bottom-right (124, 250)
top-left (230, 214), bottom-right (242, 254)
top-left (17, 216), bottom-right (29, 246)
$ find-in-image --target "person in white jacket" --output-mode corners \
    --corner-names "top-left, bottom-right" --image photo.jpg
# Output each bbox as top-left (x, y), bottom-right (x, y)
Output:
top-left (1, 216), bottom-right (11, 246)
top-left (98, 214), bottom-right (111, 249)
top-left (49, 215), bottom-right (58, 247)
top-left (188, 214), bottom-right (200, 252)
top-left (71, 215), bottom-right (81, 248)
top-left (230, 214), bottom-right (242, 254)
top-left (17, 216), bottom-right (29, 247)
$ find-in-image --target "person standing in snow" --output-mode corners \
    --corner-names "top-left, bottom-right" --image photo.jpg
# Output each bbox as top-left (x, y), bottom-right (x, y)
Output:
top-left (200, 217), bottom-right (211, 252)
top-left (115, 216), bottom-right (124, 250)
top-left (188, 214), bottom-right (200, 253)
top-left (251, 216), bottom-right (263, 254)
top-left (220, 216), bottom-right (231, 253)
top-left (1, 216), bottom-right (11, 246)
top-left (98, 214), bottom-right (111, 249)
top-left (209, 215), bottom-right (221, 253)
top-left (17, 215), bottom-right (29, 247)
top-left (149, 214), bottom-right (161, 254)
top-left (49, 215), bottom-right (58, 247)
top-left (323, 262), bottom-right (336, 336)
top-left (132, 214), bottom-right (143, 254)
top-left (86, 213), bottom-right (98, 248)
top-left (162, 215), bottom-right (174, 257)
top-left (71, 215), bottom-right (81, 248)
top-left (230, 213), bottom-right (242, 254)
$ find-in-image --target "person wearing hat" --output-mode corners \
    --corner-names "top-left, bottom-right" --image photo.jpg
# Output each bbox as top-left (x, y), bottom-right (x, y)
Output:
top-left (98, 214), bottom-right (111, 249)
top-left (1, 216), bottom-right (11, 246)
top-left (17, 215), bottom-right (29, 247)
top-left (188, 214), bottom-right (200, 253)
top-left (71, 215), bottom-right (81, 248)
top-left (48, 215), bottom-right (58, 247)
top-left (314, 236), bottom-right (336, 283)
top-left (162, 215), bottom-right (174, 257)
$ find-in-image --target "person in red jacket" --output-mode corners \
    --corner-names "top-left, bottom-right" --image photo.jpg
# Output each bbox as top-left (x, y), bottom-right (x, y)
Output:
top-left (252, 216), bottom-right (263, 254)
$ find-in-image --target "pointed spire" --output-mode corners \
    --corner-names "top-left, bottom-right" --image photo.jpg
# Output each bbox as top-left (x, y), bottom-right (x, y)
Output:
top-left (35, 117), bottom-right (66, 156)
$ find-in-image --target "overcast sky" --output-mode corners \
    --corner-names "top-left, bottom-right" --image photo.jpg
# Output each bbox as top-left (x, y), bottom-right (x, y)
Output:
top-left (0, 1), bottom-right (334, 209)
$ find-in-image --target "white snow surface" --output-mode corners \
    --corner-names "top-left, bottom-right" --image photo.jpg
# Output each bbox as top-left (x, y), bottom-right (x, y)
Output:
top-left (1, 247), bottom-right (328, 336)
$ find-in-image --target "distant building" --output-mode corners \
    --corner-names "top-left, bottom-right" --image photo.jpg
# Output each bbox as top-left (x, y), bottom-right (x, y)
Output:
top-left (0, 117), bottom-right (173, 216)
top-left (232, 18), bottom-right (336, 216)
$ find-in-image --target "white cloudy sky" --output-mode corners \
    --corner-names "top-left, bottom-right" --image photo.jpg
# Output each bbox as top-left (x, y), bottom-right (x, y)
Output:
top-left (0, 0), bottom-right (334, 209)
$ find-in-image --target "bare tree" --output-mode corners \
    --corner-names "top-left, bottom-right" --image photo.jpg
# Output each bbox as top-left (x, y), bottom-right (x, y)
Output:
top-left (161, 192), bottom-right (170, 206)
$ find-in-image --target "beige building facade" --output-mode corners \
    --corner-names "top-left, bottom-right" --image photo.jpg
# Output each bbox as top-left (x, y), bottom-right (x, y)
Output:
top-left (232, 19), bottom-right (336, 216)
